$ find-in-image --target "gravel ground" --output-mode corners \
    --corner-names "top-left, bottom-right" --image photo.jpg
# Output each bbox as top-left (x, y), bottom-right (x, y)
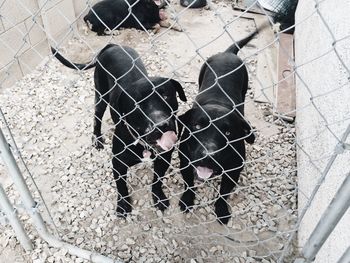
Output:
top-left (0, 2), bottom-right (297, 262)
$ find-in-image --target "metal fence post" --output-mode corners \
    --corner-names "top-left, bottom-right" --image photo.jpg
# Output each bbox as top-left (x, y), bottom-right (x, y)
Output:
top-left (0, 184), bottom-right (33, 251)
top-left (295, 174), bottom-right (350, 263)
top-left (0, 127), bottom-right (122, 263)
top-left (337, 246), bottom-right (350, 263)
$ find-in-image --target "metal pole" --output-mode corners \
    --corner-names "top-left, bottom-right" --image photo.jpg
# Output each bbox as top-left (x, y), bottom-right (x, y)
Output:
top-left (0, 184), bottom-right (33, 251)
top-left (337, 247), bottom-right (350, 263)
top-left (0, 127), bottom-right (122, 263)
top-left (297, 174), bottom-right (350, 262)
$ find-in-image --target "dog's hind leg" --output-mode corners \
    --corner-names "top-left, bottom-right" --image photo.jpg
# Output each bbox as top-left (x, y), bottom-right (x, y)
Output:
top-left (152, 150), bottom-right (173, 211)
top-left (93, 95), bottom-right (108, 149)
top-left (215, 172), bottom-right (239, 224)
top-left (92, 69), bottom-right (109, 149)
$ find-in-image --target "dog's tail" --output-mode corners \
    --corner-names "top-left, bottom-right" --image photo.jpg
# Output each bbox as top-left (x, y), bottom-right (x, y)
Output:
top-left (225, 22), bottom-right (270, 54)
top-left (51, 47), bottom-right (96, 70)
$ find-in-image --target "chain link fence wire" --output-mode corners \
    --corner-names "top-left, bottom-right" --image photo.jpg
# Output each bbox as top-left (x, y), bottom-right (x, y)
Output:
top-left (0, 0), bottom-right (349, 262)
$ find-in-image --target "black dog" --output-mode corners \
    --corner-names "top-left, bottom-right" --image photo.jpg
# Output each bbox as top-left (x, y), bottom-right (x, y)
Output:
top-left (178, 30), bottom-right (260, 224)
top-left (51, 44), bottom-right (187, 216)
top-left (83, 0), bottom-right (167, 35)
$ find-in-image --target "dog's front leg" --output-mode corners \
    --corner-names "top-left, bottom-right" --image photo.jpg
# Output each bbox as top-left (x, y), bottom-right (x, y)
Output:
top-left (112, 157), bottom-right (132, 217)
top-left (112, 137), bottom-right (132, 217)
top-left (215, 172), bottom-right (240, 224)
top-left (152, 150), bottom-right (173, 211)
top-left (179, 149), bottom-right (196, 212)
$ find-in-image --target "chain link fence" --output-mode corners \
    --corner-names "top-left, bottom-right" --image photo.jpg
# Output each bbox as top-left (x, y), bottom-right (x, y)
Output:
top-left (0, 0), bottom-right (349, 262)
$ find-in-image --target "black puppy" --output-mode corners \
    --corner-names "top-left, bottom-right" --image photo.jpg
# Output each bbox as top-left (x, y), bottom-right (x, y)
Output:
top-left (51, 44), bottom-right (187, 216)
top-left (83, 0), bottom-right (167, 35)
top-left (178, 31), bottom-right (259, 224)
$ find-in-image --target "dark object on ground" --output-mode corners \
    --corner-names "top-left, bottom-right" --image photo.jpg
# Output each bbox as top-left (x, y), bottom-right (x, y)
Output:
top-left (178, 29), bottom-right (262, 225)
top-left (83, 0), bottom-right (166, 35)
top-left (273, 0), bottom-right (298, 34)
top-left (51, 44), bottom-right (187, 217)
top-left (180, 0), bottom-right (207, 8)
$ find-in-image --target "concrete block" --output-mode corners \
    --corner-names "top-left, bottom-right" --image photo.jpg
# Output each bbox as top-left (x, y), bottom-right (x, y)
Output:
top-left (73, 0), bottom-right (100, 31)
top-left (18, 40), bottom-right (49, 76)
top-left (38, 0), bottom-right (65, 11)
top-left (25, 16), bottom-right (46, 46)
top-left (0, 23), bottom-right (31, 68)
top-left (73, 0), bottom-right (93, 18)
top-left (0, 60), bottom-right (23, 90)
top-left (1, 0), bottom-right (38, 30)
top-left (39, 0), bottom-right (77, 38)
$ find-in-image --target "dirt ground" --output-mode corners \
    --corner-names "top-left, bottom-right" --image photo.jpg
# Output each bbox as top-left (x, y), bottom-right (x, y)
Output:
top-left (0, 1), bottom-right (297, 262)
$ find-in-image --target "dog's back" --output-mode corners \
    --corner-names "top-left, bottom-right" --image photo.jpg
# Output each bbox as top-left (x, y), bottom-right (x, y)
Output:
top-left (96, 45), bottom-right (147, 82)
top-left (195, 26), bottom-right (267, 109)
top-left (196, 51), bottom-right (248, 111)
top-left (92, 45), bottom-right (148, 112)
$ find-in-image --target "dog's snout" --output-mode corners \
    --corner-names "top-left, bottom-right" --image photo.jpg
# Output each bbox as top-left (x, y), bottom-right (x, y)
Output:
top-left (203, 142), bottom-right (217, 155)
top-left (149, 110), bottom-right (169, 125)
top-left (146, 123), bottom-right (173, 142)
top-left (194, 141), bottom-right (217, 157)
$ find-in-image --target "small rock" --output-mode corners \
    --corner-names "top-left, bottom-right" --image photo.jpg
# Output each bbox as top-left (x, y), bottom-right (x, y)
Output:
top-left (126, 238), bottom-right (135, 245)
top-left (209, 246), bottom-right (217, 253)
top-left (172, 239), bottom-right (178, 248)
top-left (120, 244), bottom-right (129, 251)
top-left (76, 238), bottom-right (84, 245)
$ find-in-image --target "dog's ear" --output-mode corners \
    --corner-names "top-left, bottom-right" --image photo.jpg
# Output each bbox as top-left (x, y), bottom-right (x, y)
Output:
top-left (170, 79), bottom-right (187, 102)
top-left (240, 117), bottom-right (255, 144)
top-left (113, 90), bottom-right (130, 118)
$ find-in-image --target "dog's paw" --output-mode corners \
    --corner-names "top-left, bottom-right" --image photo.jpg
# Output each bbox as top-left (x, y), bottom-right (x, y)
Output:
top-left (152, 191), bottom-right (169, 211)
top-left (215, 202), bottom-right (231, 225)
top-left (152, 23), bottom-right (161, 34)
top-left (92, 135), bottom-right (105, 150)
top-left (117, 197), bottom-right (132, 217)
top-left (179, 191), bottom-right (195, 213)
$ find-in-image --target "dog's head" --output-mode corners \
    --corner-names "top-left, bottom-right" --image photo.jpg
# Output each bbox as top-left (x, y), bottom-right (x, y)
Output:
top-left (137, 0), bottom-right (163, 23)
top-left (179, 104), bottom-right (255, 180)
top-left (116, 77), bottom-right (187, 152)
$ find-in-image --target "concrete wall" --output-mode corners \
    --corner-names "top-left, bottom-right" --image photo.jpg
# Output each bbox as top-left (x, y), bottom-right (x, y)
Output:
top-left (295, 0), bottom-right (350, 262)
top-left (0, 0), bottom-right (88, 90)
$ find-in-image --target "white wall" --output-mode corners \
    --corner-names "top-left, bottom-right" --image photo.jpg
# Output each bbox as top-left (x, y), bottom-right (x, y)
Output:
top-left (295, 0), bottom-right (350, 262)
top-left (0, 0), bottom-right (89, 90)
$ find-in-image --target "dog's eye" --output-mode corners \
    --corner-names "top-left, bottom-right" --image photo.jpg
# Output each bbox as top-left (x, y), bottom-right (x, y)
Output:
top-left (225, 131), bottom-right (231, 136)
top-left (194, 124), bottom-right (201, 130)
